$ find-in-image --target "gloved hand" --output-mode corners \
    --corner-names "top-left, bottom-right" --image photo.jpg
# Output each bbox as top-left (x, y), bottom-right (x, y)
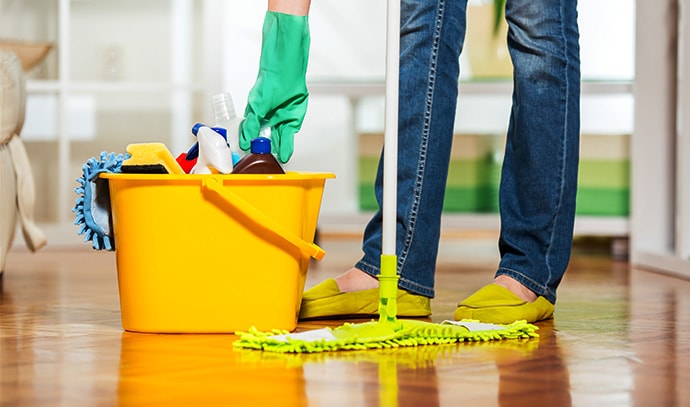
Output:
top-left (240, 11), bottom-right (310, 164)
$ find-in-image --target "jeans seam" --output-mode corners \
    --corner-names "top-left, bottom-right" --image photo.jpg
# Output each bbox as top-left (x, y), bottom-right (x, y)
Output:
top-left (543, 1), bottom-right (573, 297)
top-left (398, 0), bottom-right (445, 282)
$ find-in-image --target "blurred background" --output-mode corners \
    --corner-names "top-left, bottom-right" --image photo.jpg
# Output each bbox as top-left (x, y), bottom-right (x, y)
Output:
top-left (0, 0), bottom-right (634, 243)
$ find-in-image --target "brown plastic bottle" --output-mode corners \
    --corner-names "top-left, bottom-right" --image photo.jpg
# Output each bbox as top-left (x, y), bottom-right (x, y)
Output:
top-left (231, 137), bottom-right (285, 174)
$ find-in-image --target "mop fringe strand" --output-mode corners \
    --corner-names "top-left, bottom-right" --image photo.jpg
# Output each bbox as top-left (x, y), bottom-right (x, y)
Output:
top-left (233, 320), bottom-right (539, 354)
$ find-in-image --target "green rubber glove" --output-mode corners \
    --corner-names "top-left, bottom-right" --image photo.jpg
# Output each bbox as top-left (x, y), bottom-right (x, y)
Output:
top-left (240, 11), bottom-right (310, 164)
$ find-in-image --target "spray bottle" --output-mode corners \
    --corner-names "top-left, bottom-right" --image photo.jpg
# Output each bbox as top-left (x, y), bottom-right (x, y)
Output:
top-left (191, 126), bottom-right (234, 174)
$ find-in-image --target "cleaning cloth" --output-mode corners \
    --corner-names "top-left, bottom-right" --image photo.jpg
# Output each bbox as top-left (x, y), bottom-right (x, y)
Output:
top-left (73, 151), bottom-right (128, 250)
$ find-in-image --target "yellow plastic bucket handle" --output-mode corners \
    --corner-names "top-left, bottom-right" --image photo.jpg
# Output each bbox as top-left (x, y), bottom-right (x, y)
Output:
top-left (200, 177), bottom-right (326, 261)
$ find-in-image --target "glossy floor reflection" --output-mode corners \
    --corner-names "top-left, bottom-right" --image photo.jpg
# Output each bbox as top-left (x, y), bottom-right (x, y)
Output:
top-left (1, 235), bottom-right (689, 406)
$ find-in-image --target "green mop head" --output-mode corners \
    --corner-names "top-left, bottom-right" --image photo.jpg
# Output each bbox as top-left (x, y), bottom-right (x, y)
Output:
top-left (235, 255), bottom-right (538, 354)
top-left (233, 319), bottom-right (539, 354)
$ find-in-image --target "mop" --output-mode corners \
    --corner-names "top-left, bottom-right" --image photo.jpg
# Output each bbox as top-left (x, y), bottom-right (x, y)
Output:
top-left (73, 151), bottom-right (129, 250)
top-left (233, 0), bottom-right (539, 353)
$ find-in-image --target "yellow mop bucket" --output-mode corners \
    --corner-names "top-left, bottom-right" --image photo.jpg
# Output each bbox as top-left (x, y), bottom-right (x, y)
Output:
top-left (101, 172), bottom-right (334, 333)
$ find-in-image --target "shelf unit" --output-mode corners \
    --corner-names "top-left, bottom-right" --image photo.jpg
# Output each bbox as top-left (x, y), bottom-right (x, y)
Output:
top-left (310, 79), bottom-right (632, 239)
top-left (3, 0), bottom-right (207, 245)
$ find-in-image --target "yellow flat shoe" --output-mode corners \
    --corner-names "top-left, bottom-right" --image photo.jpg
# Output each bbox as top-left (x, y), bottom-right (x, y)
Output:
top-left (299, 279), bottom-right (432, 320)
top-left (454, 283), bottom-right (554, 324)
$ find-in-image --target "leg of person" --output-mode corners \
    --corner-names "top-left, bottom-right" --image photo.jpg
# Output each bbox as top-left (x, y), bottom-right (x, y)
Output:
top-left (300, 0), bottom-right (468, 320)
top-left (455, 0), bottom-right (581, 324)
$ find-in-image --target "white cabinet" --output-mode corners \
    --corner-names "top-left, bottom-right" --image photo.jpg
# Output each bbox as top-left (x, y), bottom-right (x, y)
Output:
top-left (631, 0), bottom-right (690, 278)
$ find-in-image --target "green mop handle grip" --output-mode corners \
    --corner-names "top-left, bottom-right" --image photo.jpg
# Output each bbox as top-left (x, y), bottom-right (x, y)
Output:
top-left (201, 176), bottom-right (326, 260)
top-left (378, 254), bottom-right (399, 322)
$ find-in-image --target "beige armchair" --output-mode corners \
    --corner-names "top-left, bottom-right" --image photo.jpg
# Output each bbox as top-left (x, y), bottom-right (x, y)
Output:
top-left (0, 49), bottom-right (46, 274)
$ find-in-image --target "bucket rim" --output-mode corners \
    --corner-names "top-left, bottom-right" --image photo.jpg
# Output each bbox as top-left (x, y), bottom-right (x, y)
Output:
top-left (100, 171), bottom-right (335, 181)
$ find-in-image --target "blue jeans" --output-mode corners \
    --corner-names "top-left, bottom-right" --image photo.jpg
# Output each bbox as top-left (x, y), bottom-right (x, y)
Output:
top-left (354, 0), bottom-right (580, 304)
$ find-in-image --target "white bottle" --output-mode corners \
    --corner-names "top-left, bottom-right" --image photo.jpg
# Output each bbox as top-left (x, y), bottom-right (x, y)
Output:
top-left (192, 126), bottom-right (234, 174)
top-left (211, 92), bottom-right (243, 164)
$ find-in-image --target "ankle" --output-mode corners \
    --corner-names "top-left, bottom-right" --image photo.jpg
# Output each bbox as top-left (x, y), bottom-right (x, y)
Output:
top-left (335, 268), bottom-right (379, 292)
top-left (493, 275), bottom-right (538, 302)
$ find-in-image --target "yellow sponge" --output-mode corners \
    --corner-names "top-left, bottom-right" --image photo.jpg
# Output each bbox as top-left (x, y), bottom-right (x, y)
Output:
top-left (121, 143), bottom-right (184, 175)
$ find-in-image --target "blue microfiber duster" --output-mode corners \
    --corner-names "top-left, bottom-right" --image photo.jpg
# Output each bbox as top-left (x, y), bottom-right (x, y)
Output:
top-left (73, 151), bottom-right (129, 251)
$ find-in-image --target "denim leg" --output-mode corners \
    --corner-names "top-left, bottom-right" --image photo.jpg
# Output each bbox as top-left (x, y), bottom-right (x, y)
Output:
top-left (497, 0), bottom-right (581, 304)
top-left (355, 0), bottom-right (467, 298)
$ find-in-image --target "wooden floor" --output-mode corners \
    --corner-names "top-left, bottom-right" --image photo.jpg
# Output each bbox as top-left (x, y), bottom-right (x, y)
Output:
top-left (1, 234), bottom-right (689, 406)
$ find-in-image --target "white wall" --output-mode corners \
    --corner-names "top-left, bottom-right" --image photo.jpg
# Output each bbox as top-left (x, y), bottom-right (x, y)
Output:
top-left (578, 0), bottom-right (635, 80)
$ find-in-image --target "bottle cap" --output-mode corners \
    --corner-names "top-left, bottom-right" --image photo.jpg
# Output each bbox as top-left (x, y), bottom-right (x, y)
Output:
top-left (192, 122), bottom-right (205, 135)
top-left (192, 123), bottom-right (227, 140)
top-left (250, 137), bottom-right (272, 154)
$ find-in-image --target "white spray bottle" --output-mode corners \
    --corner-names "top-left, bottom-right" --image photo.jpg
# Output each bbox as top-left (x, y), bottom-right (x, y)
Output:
top-left (191, 126), bottom-right (234, 174)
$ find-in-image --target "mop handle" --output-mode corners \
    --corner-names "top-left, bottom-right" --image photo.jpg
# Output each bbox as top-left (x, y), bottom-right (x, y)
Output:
top-left (382, 0), bottom-right (400, 260)
top-left (379, 0), bottom-right (401, 324)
